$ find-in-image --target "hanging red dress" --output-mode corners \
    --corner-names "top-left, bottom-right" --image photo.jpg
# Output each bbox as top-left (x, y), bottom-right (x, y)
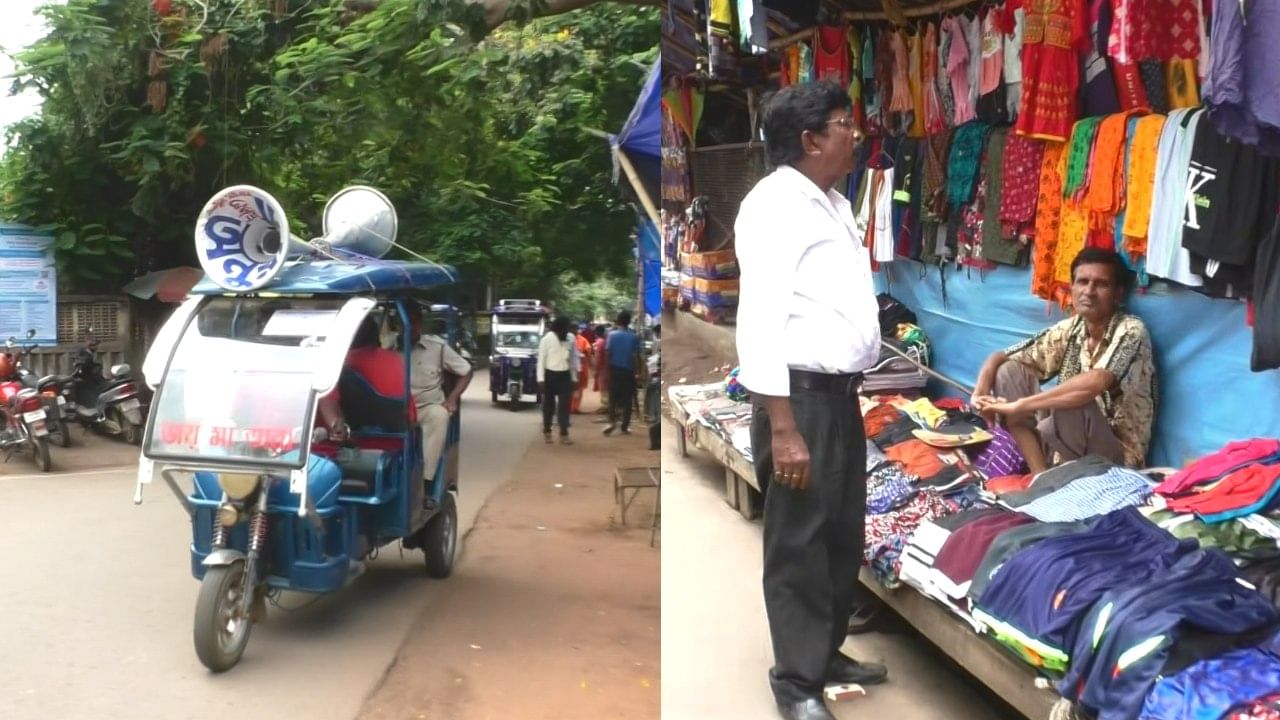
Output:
top-left (815, 25), bottom-right (850, 88)
top-left (1016, 0), bottom-right (1089, 142)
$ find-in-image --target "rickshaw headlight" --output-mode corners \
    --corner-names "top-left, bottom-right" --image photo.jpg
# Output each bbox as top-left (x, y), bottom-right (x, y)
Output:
top-left (218, 473), bottom-right (260, 500)
top-left (511, 358), bottom-right (522, 367)
top-left (216, 504), bottom-right (240, 528)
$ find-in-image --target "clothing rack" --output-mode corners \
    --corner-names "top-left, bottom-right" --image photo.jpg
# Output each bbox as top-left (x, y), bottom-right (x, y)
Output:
top-left (767, 0), bottom-right (981, 49)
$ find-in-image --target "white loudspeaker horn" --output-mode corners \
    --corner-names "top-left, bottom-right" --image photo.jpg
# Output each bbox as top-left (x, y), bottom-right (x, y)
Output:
top-left (195, 185), bottom-right (310, 292)
top-left (196, 184), bottom-right (406, 292)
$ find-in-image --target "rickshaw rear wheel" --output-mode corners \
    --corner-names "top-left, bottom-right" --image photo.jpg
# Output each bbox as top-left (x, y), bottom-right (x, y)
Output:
top-left (194, 563), bottom-right (254, 672)
top-left (421, 492), bottom-right (458, 578)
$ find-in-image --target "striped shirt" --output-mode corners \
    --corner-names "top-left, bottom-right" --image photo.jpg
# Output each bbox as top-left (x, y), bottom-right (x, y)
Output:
top-left (1016, 467), bottom-right (1153, 523)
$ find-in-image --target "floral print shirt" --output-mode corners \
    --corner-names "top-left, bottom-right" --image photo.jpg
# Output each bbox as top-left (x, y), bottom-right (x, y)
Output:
top-left (1004, 312), bottom-right (1157, 467)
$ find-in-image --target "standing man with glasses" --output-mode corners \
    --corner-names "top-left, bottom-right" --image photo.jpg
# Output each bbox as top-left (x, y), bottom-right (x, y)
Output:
top-left (735, 82), bottom-right (888, 720)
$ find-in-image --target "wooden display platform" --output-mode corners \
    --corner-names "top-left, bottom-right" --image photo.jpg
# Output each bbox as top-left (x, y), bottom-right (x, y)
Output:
top-left (666, 403), bottom-right (1060, 719)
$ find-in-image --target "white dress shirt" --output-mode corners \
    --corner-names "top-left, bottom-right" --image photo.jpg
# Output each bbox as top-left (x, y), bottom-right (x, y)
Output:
top-left (537, 332), bottom-right (580, 384)
top-left (734, 165), bottom-right (882, 396)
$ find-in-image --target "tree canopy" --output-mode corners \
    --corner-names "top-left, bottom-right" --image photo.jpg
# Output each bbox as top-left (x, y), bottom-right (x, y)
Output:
top-left (0, 0), bottom-right (657, 299)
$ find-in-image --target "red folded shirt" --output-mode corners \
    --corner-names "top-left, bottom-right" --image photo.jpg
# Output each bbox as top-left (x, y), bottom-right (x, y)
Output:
top-left (1165, 464), bottom-right (1280, 517)
top-left (1155, 438), bottom-right (1280, 496)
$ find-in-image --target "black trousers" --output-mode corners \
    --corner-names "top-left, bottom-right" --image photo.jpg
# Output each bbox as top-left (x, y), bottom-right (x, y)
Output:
top-left (542, 370), bottom-right (573, 435)
top-left (607, 367), bottom-right (636, 430)
top-left (751, 389), bottom-right (868, 706)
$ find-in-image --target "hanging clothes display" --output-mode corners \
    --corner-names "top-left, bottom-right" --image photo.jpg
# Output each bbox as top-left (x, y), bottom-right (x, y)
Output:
top-left (1031, 141), bottom-right (1067, 301)
top-left (815, 25), bottom-right (851, 87)
top-left (945, 15), bottom-right (976, 125)
top-left (922, 22), bottom-right (946, 136)
top-left (1145, 108), bottom-right (1206, 287)
top-left (999, 134), bottom-right (1044, 237)
top-left (981, 127), bottom-right (1026, 266)
top-left (1119, 113), bottom-right (1166, 270)
top-left (1016, 0), bottom-right (1086, 141)
top-left (1203, 0), bottom-right (1280, 155)
top-left (908, 30), bottom-right (927, 138)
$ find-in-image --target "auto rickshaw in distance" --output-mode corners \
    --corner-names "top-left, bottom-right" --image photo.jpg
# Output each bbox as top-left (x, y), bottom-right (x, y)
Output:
top-left (134, 184), bottom-right (462, 672)
top-left (487, 298), bottom-right (546, 409)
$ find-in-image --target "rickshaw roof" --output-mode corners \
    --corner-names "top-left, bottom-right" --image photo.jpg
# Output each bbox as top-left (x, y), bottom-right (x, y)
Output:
top-left (191, 260), bottom-right (458, 296)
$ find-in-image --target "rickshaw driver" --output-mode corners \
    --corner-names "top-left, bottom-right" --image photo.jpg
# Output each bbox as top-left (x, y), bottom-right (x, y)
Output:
top-left (410, 308), bottom-right (473, 487)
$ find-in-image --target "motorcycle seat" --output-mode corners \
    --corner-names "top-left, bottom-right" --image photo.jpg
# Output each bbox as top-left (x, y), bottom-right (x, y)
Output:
top-left (38, 374), bottom-right (69, 388)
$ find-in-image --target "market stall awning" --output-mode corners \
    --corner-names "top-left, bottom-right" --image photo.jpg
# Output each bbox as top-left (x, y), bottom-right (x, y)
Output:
top-left (610, 58), bottom-right (662, 225)
top-left (123, 266), bottom-right (205, 303)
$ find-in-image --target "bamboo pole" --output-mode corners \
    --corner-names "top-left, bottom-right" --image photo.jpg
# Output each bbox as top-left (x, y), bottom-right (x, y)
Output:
top-left (614, 146), bottom-right (661, 227)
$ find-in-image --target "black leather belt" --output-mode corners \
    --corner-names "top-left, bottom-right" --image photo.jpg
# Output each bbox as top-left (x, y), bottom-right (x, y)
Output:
top-left (790, 368), bottom-right (864, 396)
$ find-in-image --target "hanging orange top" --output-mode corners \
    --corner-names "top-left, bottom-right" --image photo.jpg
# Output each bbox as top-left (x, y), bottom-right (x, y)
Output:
top-left (1031, 141), bottom-right (1067, 302)
top-left (1120, 114), bottom-right (1167, 260)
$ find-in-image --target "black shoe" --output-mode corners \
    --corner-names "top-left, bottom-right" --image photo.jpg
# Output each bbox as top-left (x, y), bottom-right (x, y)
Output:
top-left (777, 698), bottom-right (836, 720)
top-left (827, 654), bottom-right (888, 685)
top-left (603, 425), bottom-right (615, 436)
top-left (620, 427), bottom-right (632, 435)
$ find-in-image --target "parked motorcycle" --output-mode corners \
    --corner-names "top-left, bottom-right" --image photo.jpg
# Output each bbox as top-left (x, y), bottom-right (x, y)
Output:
top-left (7, 330), bottom-right (73, 448)
top-left (67, 329), bottom-right (148, 445)
top-left (0, 350), bottom-right (52, 472)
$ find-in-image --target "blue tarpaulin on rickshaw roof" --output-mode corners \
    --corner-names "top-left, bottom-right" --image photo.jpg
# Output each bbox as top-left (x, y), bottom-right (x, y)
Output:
top-left (637, 217), bottom-right (660, 319)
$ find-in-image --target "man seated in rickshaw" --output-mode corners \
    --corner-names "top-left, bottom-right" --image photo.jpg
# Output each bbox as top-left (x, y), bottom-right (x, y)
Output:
top-left (410, 307), bottom-right (473, 484)
top-left (314, 316), bottom-right (411, 448)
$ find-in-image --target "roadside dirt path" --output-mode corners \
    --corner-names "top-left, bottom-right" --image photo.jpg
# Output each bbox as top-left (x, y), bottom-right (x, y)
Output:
top-left (357, 396), bottom-right (660, 720)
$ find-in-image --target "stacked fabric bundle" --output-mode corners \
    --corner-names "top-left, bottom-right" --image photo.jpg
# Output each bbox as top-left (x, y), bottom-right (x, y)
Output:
top-left (878, 439), bottom-right (1280, 720)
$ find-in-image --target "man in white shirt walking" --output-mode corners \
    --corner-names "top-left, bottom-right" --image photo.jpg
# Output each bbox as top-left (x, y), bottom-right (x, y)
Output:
top-left (537, 316), bottom-right (580, 444)
top-left (735, 82), bottom-right (888, 720)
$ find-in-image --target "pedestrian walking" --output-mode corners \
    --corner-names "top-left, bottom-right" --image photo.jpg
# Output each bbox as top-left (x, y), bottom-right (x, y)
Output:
top-left (571, 324), bottom-right (593, 413)
top-left (537, 316), bottom-right (579, 444)
top-left (602, 311), bottom-right (640, 436)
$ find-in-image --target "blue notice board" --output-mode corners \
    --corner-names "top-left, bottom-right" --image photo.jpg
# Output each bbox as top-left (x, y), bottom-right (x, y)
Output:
top-left (0, 224), bottom-right (57, 345)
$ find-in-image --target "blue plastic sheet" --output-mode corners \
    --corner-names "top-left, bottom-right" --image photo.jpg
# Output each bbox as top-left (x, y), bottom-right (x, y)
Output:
top-left (875, 261), bottom-right (1280, 467)
top-left (637, 218), bottom-right (661, 319)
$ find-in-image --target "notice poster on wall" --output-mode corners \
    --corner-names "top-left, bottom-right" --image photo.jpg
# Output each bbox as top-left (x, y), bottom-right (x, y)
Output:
top-left (0, 224), bottom-right (58, 345)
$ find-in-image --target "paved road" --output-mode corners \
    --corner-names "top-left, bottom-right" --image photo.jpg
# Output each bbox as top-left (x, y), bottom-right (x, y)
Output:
top-left (0, 382), bottom-right (539, 720)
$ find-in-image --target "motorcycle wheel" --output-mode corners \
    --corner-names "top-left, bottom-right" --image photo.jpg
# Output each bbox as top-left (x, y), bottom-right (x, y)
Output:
top-left (30, 436), bottom-right (51, 473)
top-left (114, 409), bottom-right (140, 445)
top-left (194, 563), bottom-right (254, 672)
top-left (420, 492), bottom-right (458, 579)
top-left (53, 420), bottom-right (71, 449)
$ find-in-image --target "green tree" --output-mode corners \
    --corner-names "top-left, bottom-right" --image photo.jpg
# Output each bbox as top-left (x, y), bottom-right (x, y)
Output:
top-left (0, 0), bottom-right (656, 294)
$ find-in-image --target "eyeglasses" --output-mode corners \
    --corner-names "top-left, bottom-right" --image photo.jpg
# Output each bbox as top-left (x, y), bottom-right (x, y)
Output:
top-left (826, 117), bottom-right (859, 132)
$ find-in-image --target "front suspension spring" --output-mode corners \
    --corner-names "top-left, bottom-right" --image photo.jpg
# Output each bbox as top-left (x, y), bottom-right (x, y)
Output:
top-left (248, 510), bottom-right (269, 554)
top-left (211, 516), bottom-right (226, 549)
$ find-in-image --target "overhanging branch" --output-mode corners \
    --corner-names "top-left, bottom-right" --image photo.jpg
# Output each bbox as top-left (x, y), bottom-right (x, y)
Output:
top-left (342, 0), bottom-right (658, 32)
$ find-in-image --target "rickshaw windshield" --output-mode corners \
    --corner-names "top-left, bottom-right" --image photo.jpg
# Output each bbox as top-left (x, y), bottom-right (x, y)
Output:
top-left (146, 296), bottom-right (350, 467)
top-left (494, 329), bottom-right (540, 351)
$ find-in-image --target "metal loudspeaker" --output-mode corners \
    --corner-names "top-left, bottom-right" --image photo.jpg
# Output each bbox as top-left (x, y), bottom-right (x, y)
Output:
top-left (195, 185), bottom-right (400, 292)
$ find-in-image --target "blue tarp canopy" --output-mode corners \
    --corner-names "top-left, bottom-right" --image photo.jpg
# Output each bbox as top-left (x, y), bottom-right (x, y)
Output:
top-left (610, 58), bottom-right (660, 161)
top-left (637, 217), bottom-right (661, 319)
top-left (876, 262), bottom-right (1280, 467)
top-left (611, 58), bottom-right (661, 321)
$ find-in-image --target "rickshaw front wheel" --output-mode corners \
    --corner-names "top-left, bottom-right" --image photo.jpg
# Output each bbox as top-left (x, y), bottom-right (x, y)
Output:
top-left (194, 563), bottom-right (254, 672)
top-left (421, 492), bottom-right (458, 579)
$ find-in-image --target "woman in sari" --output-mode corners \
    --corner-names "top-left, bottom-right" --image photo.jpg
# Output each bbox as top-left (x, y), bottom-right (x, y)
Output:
top-left (570, 325), bottom-right (592, 413)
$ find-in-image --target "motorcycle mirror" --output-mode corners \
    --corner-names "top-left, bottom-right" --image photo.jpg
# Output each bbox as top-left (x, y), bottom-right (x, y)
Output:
top-left (25, 329), bottom-right (35, 339)
top-left (5, 338), bottom-right (13, 348)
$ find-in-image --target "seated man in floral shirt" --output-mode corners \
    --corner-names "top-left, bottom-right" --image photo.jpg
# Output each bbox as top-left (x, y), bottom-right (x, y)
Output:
top-left (971, 248), bottom-right (1157, 473)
